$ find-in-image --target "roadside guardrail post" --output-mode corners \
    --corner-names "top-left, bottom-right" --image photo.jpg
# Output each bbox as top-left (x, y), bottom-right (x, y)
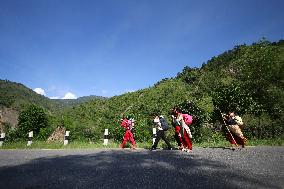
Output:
top-left (0, 133), bottom-right (5, 147)
top-left (103, 129), bottom-right (108, 145)
top-left (27, 131), bottom-right (33, 146)
top-left (64, 131), bottom-right (70, 145)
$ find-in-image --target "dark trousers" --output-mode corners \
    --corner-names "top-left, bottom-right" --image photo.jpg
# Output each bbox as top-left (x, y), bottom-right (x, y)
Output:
top-left (152, 130), bottom-right (172, 149)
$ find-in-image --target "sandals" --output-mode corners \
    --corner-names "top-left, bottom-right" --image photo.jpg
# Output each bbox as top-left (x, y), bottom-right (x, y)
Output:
top-left (181, 148), bottom-right (192, 153)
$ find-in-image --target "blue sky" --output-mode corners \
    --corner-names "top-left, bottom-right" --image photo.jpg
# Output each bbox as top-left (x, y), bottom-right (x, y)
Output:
top-left (1, 0), bottom-right (284, 98)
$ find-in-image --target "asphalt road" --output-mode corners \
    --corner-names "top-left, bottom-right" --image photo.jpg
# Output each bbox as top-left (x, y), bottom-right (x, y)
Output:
top-left (0, 147), bottom-right (283, 189)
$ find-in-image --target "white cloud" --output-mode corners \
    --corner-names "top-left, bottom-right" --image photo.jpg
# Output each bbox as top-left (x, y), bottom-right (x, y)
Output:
top-left (62, 92), bottom-right (77, 99)
top-left (49, 96), bottom-right (59, 99)
top-left (34, 88), bottom-right (46, 96)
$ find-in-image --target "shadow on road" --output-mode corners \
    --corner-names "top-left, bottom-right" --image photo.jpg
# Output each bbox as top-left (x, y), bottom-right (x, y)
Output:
top-left (0, 150), bottom-right (280, 189)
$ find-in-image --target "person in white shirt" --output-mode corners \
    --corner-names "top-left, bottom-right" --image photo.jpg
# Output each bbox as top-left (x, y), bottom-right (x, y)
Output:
top-left (151, 114), bottom-right (172, 151)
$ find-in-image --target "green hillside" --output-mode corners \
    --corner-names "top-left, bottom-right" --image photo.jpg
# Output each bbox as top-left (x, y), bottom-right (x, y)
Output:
top-left (0, 80), bottom-right (106, 111)
top-left (0, 80), bottom-right (105, 129)
top-left (1, 39), bottom-right (283, 144)
top-left (52, 95), bottom-right (107, 108)
top-left (55, 39), bottom-right (284, 143)
top-left (0, 80), bottom-right (57, 111)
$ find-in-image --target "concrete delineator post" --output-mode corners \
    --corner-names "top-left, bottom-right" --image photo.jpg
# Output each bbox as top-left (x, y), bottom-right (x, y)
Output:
top-left (64, 131), bottom-right (70, 145)
top-left (103, 129), bottom-right (108, 146)
top-left (27, 131), bottom-right (33, 146)
top-left (0, 133), bottom-right (5, 147)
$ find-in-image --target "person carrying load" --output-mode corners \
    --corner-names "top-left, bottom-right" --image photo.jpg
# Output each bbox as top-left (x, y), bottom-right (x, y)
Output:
top-left (222, 111), bottom-right (247, 149)
top-left (119, 115), bottom-right (136, 149)
top-left (174, 108), bottom-right (193, 152)
top-left (151, 114), bottom-right (172, 151)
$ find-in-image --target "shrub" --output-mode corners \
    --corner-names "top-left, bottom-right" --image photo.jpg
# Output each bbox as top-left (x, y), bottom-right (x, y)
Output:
top-left (17, 104), bottom-right (49, 139)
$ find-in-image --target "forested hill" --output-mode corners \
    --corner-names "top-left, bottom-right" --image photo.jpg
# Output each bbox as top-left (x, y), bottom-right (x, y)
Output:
top-left (1, 39), bottom-right (283, 142)
top-left (0, 80), bottom-right (57, 111)
top-left (52, 95), bottom-right (107, 107)
top-left (0, 80), bottom-right (106, 111)
top-left (56, 39), bottom-right (283, 142)
top-left (0, 80), bottom-right (106, 128)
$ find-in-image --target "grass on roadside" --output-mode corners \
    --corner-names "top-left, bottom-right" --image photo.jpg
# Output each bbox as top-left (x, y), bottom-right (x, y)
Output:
top-left (0, 138), bottom-right (283, 149)
top-left (0, 140), bottom-right (153, 150)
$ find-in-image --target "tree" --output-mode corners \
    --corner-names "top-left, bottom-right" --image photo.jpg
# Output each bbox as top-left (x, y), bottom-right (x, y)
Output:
top-left (18, 104), bottom-right (49, 139)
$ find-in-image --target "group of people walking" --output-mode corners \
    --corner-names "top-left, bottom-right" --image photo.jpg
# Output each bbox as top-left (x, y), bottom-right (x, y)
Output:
top-left (119, 107), bottom-right (247, 151)
top-left (150, 107), bottom-right (194, 152)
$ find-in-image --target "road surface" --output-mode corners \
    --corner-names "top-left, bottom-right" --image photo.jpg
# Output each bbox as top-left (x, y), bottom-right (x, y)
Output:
top-left (0, 147), bottom-right (283, 189)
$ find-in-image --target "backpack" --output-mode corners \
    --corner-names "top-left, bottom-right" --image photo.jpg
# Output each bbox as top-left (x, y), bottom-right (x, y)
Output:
top-left (121, 119), bottom-right (128, 128)
top-left (183, 114), bottom-right (193, 125)
top-left (127, 119), bottom-right (132, 127)
top-left (128, 118), bottom-right (135, 130)
top-left (159, 116), bottom-right (169, 131)
top-left (234, 116), bottom-right (243, 126)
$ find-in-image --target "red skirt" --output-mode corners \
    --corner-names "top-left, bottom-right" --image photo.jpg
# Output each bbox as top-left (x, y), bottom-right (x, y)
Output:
top-left (226, 132), bottom-right (245, 146)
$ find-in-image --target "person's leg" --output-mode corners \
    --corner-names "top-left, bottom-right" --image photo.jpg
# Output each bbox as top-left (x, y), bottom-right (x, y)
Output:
top-left (226, 132), bottom-right (236, 150)
top-left (226, 132), bottom-right (237, 145)
top-left (234, 126), bottom-right (247, 147)
top-left (152, 130), bottom-right (162, 149)
top-left (120, 131), bottom-right (129, 148)
top-left (129, 131), bottom-right (136, 148)
top-left (183, 128), bottom-right (192, 151)
top-left (229, 125), bottom-right (246, 147)
top-left (185, 132), bottom-right (192, 150)
top-left (175, 126), bottom-right (183, 148)
top-left (233, 133), bottom-right (246, 148)
top-left (161, 131), bottom-right (172, 149)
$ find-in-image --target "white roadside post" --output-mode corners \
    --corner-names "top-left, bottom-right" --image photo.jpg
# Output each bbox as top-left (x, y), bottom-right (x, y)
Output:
top-left (0, 133), bottom-right (5, 147)
top-left (103, 129), bottom-right (108, 146)
top-left (152, 128), bottom-right (157, 145)
top-left (27, 131), bottom-right (33, 146)
top-left (64, 131), bottom-right (70, 145)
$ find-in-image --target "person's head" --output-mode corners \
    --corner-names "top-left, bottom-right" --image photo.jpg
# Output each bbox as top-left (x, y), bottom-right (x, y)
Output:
top-left (229, 111), bottom-right (235, 117)
top-left (153, 114), bottom-right (160, 124)
top-left (175, 107), bottom-right (182, 114)
top-left (172, 107), bottom-right (181, 115)
top-left (153, 114), bottom-right (159, 119)
top-left (171, 107), bottom-right (177, 113)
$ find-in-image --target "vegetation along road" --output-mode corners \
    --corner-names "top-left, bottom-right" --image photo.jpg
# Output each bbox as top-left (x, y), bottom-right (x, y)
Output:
top-left (0, 146), bottom-right (283, 189)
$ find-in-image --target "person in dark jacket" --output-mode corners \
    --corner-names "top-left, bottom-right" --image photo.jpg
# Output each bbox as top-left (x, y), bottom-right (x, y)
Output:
top-left (151, 114), bottom-right (172, 151)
